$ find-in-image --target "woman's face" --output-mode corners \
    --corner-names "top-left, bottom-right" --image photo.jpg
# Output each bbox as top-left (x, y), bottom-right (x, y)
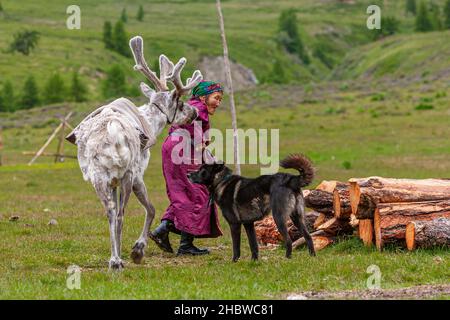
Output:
top-left (201, 92), bottom-right (223, 115)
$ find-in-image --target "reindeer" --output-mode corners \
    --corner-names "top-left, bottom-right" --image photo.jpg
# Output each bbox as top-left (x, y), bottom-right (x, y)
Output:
top-left (67, 36), bottom-right (203, 270)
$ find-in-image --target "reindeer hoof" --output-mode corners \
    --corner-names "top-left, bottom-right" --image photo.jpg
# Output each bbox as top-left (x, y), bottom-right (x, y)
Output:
top-left (109, 258), bottom-right (124, 271)
top-left (131, 242), bottom-right (145, 264)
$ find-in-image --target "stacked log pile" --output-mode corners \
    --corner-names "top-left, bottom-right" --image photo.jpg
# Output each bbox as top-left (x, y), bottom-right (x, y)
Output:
top-left (347, 177), bottom-right (450, 250)
top-left (255, 177), bottom-right (450, 252)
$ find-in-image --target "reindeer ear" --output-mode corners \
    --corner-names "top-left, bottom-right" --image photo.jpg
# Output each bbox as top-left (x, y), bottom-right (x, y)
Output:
top-left (140, 82), bottom-right (155, 99)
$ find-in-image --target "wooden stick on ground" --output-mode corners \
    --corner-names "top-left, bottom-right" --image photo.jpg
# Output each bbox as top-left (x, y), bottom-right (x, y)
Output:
top-left (292, 229), bottom-right (327, 249)
top-left (22, 151), bottom-right (77, 159)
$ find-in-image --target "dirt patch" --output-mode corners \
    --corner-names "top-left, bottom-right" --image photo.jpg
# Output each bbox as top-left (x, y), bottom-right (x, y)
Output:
top-left (287, 284), bottom-right (450, 300)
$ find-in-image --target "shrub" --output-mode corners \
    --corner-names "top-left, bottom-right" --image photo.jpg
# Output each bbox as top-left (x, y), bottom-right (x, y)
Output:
top-left (8, 30), bottom-right (40, 55)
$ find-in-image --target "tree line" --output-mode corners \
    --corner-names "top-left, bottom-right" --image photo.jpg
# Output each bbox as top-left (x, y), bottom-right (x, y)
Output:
top-left (0, 72), bottom-right (88, 113)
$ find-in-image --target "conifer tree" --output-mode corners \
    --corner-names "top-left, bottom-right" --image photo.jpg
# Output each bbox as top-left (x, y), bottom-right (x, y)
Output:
top-left (20, 75), bottom-right (40, 109)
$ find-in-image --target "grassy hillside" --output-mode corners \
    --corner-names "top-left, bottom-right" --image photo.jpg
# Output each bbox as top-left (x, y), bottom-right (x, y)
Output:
top-left (331, 30), bottom-right (450, 81)
top-left (1, 0), bottom-right (448, 103)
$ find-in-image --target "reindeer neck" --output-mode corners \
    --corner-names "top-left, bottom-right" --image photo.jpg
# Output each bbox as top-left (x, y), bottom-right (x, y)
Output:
top-left (138, 103), bottom-right (168, 138)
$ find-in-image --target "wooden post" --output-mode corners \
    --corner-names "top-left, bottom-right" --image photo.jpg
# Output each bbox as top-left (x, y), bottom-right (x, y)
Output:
top-left (216, 0), bottom-right (241, 175)
top-left (55, 120), bottom-right (66, 163)
top-left (28, 112), bottom-right (73, 165)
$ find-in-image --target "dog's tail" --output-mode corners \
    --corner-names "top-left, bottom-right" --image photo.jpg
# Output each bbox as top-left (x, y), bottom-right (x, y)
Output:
top-left (280, 153), bottom-right (315, 188)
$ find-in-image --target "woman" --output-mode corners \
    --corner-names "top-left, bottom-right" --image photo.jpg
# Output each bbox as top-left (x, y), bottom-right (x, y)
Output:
top-left (150, 80), bottom-right (224, 256)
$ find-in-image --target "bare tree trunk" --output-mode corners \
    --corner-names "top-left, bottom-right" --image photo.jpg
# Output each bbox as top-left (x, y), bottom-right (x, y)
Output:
top-left (216, 0), bottom-right (240, 175)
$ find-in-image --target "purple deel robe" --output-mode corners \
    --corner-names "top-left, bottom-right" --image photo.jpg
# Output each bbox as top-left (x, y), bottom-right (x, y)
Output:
top-left (161, 97), bottom-right (222, 238)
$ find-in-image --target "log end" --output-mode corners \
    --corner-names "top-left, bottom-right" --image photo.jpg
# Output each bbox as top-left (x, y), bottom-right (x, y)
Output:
top-left (333, 189), bottom-right (341, 218)
top-left (313, 236), bottom-right (334, 251)
top-left (374, 208), bottom-right (382, 251)
top-left (359, 219), bottom-right (374, 247)
top-left (405, 222), bottom-right (416, 251)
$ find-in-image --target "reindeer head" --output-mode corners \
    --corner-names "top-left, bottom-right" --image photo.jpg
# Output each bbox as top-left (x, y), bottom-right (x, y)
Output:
top-left (129, 36), bottom-right (202, 125)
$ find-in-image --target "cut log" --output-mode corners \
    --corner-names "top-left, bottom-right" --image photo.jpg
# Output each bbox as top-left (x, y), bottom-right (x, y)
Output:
top-left (292, 230), bottom-right (329, 249)
top-left (255, 212), bottom-right (320, 245)
top-left (333, 184), bottom-right (352, 219)
top-left (312, 236), bottom-right (334, 251)
top-left (358, 219), bottom-right (374, 247)
top-left (316, 217), bottom-right (354, 236)
top-left (349, 177), bottom-right (450, 220)
top-left (374, 200), bottom-right (450, 250)
top-left (304, 189), bottom-right (334, 215)
top-left (254, 216), bottom-right (283, 245)
top-left (315, 180), bottom-right (337, 193)
top-left (406, 218), bottom-right (450, 250)
top-left (313, 213), bottom-right (329, 229)
top-left (304, 211), bottom-right (320, 232)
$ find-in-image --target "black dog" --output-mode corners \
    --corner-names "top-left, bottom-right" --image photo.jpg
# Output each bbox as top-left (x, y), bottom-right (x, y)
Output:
top-left (187, 154), bottom-right (316, 261)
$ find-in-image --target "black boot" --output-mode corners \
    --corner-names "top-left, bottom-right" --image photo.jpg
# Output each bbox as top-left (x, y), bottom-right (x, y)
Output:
top-left (149, 220), bottom-right (174, 253)
top-left (177, 232), bottom-right (210, 256)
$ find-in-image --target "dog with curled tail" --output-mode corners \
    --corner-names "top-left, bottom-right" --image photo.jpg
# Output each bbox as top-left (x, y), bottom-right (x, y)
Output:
top-left (187, 154), bottom-right (316, 261)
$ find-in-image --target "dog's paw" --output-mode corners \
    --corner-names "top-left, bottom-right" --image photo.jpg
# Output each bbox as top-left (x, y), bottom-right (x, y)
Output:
top-left (232, 257), bottom-right (240, 262)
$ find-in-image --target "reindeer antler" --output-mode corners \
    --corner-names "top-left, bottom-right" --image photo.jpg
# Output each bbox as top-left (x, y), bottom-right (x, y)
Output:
top-left (129, 36), bottom-right (173, 92)
top-left (166, 58), bottom-right (203, 96)
top-left (130, 35), bottom-right (203, 95)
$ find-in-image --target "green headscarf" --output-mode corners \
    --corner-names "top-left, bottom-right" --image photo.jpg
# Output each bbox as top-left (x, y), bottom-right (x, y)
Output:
top-left (191, 81), bottom-right (223, 98)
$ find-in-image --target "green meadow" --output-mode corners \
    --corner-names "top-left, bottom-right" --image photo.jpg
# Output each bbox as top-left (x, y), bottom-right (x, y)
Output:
top-left (0, 0), bottom-right (449, 299)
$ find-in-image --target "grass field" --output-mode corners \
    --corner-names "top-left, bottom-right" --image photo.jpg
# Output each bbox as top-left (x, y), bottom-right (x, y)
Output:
top-left (1, 76), bottom-right (449, 299)
top-left (0, 0), bottom-right (449, 300)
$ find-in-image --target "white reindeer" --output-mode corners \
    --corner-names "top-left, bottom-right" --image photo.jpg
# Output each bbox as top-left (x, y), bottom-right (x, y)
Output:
top-left (67, 36), bottom-right (203, 270)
